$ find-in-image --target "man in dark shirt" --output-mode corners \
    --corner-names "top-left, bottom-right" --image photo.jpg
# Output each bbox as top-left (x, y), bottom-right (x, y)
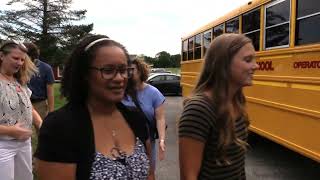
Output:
top-left (24, 43), bottom-right (55, 119)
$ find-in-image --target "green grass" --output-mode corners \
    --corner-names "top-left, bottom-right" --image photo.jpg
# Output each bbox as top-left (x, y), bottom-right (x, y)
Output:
top-left (54, 83), bottom-right (66, 109)
top-left (165, 68), bottom-right (180, 74)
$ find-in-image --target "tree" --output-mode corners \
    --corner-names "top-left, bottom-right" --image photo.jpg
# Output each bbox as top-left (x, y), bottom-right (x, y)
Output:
top-left (170, 54), bottom-right (181, 68)
top-left (143, 55), bottom-right (155, 66)
top-left (154, 51), bottom-right (171, 68)
top-left (0, 0), bottom-right (93, 66)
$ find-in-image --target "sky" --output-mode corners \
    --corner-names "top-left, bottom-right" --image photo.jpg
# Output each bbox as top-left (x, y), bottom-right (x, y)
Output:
top-left (0, 0), bottom-right (250, 57)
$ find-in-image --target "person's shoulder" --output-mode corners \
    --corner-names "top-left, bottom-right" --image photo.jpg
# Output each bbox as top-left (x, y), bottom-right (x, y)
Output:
top-left (117, 103), bottom-right (148, 139)
top-left (144, 84), bottom-right (164, 97)
top-left (42, 103), bottom-right (74, 130)
top-left (117, 102), bottom-right (138, 116)
top-left (118, 103), bottom-right (145, 123)
top-left (185, 94), bottom-right (213, 106)
top-left (145, 84), bottom-right (158, 92)
top-left (38, 59), bottom-right (53, 69)
top-left (183, 94), bottom-right (217, 118)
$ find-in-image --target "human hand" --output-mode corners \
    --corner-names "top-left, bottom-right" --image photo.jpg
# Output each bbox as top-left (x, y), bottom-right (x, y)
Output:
top-left (158, 140), bottom-right (166, 161)
top-left (9, 122), bottom-right (32, 140)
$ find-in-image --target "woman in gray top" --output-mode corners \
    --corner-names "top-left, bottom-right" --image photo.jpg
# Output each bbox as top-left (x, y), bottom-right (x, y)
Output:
top-left (0, 40), bottom-right (42, 180)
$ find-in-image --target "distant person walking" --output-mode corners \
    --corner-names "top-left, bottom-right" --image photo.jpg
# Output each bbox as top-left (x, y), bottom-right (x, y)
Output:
top-left (24, 43), bottom-right (55, 119)
top-left (0, 40), bottom-right (42, 180)
top-left (122, 58), bottom-right (166, 180)
top-left (179, 34), bottom-right (259, 180)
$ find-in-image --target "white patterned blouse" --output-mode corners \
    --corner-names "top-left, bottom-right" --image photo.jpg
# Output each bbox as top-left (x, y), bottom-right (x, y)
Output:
top-left (0, 80), bottom-right (33, 140)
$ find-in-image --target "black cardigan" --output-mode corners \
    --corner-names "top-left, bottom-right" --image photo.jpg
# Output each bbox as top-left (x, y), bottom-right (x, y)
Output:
top-left (35, 102), bottom-right (149, 180)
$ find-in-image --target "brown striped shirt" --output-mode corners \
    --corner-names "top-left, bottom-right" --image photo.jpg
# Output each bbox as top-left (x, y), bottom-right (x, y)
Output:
top-left (179, 94), bottom-right (247, 180)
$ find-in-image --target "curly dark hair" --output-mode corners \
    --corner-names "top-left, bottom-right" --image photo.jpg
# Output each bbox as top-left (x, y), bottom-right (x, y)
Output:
top-left (23, 42), bottom-right (40, 60)
top-left (132, 58), bottom-right (150, 82)
top-left (60, 34), bottom-right (135, 104)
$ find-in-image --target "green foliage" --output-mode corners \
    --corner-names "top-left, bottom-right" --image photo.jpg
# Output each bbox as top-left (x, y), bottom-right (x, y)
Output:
top-left (170, 54), bottom-right (181, 68)
top-left (0, 0), bottom-right (93, 66)
top-left (154, 51), bottom-right (171, 68)
top-left (54, 83), bottom-right (66, 109)
top-left (143, 55), bottom-right (155, 65)
top-left (141, 51), bottom-right (181, 68)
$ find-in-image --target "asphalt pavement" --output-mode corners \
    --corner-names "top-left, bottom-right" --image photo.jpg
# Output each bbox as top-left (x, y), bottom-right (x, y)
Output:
top-left (155, 96), bottom-right (320, 180)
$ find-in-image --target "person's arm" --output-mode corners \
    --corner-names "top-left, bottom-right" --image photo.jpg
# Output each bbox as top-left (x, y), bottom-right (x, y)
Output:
top-left (32, 108), bottom-right (42, 130)
top-left (0, 123), bottom-right (32, 140)
top-left (47, 83), bottom-right (54, 112)
top-left (155, 103), bottom-right (166, 160)
top-left (179, 137), bottom-right (205, 180)
top-left (34, 105), bottom-right (78, 180)
top-left (178, 97), bottom-right (212, 180)
top-left (35, 159), bottom-right (76, 180)
top-left (145, 138), bottom-right (155, 180)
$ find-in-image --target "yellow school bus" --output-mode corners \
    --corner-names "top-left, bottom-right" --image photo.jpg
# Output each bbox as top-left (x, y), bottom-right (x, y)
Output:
top-left (180, 0), bottom-right (320, 162)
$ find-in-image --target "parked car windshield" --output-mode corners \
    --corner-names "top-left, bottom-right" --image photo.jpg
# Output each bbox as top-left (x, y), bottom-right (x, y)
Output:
top-left (147, 73), bottom-right (181, 95)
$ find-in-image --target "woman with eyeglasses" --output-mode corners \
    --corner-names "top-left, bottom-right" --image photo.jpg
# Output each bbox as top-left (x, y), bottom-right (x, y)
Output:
top-left (34, 35), bottom-right (151, 180)
top-left (0, 40), bottom-right (42, 180)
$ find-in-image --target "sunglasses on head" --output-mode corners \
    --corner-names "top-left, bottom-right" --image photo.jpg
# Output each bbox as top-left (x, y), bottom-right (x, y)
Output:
top-left (0, 40), bottom-right (27, 51)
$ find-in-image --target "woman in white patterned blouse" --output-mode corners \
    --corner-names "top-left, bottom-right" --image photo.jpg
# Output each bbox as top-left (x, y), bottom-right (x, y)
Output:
top-left (0, 40), bottom-right (42, 180)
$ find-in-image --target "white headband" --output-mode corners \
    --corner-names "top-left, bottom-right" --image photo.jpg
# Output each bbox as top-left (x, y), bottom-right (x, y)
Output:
top-left (84, 38), bottom-right (111, 51)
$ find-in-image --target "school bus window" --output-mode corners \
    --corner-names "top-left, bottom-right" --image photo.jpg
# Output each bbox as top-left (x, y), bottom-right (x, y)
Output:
top-left (203, 30), bottom-right (211, 57)
top-left (182, 40), bottom-right (188, 61)
top-left (226, 17), bottom-right (239, 33)
top-left (188, 37), bottom-right (194, 60)
top-left (295, 0), bottom-right (320, 45)
top-left (242, 8), bottom-right (260, 51)
top-left (194, 34), bottom-right (202, 59)
top-left (265, 0), bottom-right (290, 49)
top-left (213, 24), bottom-right (224, 39)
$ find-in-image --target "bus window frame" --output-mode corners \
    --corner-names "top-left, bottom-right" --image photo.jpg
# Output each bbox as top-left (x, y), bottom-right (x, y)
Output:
top-left (202, 29), bottom-right (212, 58)
top-left (188, 37), bottom-right (195, 60)
top-left (182, 40), bottom-right (188, 61)
top-left (213, 23), bottom-right (224, 39)
top-left (295, 0), bottom-right (320, 46)
top-left (194, 33), bottom-right (202, 60)
top-left (297, 12), bottom-right (320, 21)
top-left (264, 0), bottom-right (291, 50)
top-left (226, 17), bottom-right (240, 33)
top-left (242, 7), bottom-right (261, 51)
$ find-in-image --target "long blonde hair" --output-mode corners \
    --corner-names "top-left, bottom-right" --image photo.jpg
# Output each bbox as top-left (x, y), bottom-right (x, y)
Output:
top-left (0, 41), bottom-right (38, 85)
top-left (192, 34), bottom-right (251, 163)
top-left (19, 55), bottom-right (38, 85)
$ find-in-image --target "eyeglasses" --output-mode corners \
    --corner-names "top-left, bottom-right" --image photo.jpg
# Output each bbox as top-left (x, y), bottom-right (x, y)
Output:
top-left (89, 65), bottom-right (134, 80)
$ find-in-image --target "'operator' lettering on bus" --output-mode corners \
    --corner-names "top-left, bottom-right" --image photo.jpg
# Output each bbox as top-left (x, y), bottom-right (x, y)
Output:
top-left (293, 61), bottom-right (320, 69)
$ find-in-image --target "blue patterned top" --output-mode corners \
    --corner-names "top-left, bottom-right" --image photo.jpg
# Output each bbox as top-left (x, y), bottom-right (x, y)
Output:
top-left (89, 138), bottom-right (149, 180)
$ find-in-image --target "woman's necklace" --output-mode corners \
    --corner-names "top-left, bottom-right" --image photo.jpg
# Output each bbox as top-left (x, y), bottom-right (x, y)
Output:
top-left (110, 129), bottom-right (128, 165)
top-left (0, 72), bottom-right (22, 92)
